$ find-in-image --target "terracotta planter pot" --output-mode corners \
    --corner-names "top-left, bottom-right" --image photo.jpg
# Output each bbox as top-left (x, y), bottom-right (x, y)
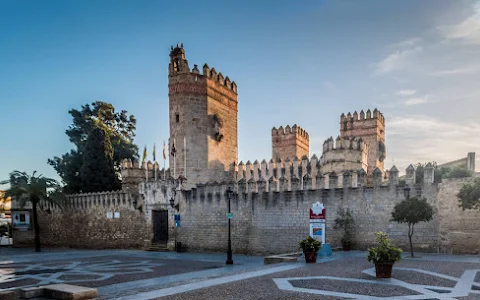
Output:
top-left (375, 262), bottom-right (393, 278)
top-left (304, 251), bottom-right (317, 263)
top-left (342, 244), bottom-right (351, 251)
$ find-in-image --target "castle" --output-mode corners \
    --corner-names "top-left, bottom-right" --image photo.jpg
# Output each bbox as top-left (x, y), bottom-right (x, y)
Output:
top-left (122, 44), bottom-right (387, 188)
top-left (12, 44), bottom-right (480, 256)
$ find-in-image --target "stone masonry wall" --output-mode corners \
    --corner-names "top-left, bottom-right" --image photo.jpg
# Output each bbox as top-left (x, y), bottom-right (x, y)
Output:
top-left (436, 178), bottom-right (480, 254)
top-left (12, 191), bottom-right (152, 249)
top-left (13, 173), bottom-right (480, 255)
top-left (176, 182), bottom-right (439, 255)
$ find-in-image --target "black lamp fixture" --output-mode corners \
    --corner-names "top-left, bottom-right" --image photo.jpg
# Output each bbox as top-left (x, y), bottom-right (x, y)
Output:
top-left (403, 186), bottom-right (411, 200)
top-left (132, 197), bottom-right (143, 212)
top-left (170, 198), bottom-right (179, 211)
top-left (226, 186), bottom-right (234, 265)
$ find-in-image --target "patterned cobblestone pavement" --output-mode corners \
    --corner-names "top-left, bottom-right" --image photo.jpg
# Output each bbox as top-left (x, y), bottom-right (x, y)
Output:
top-left (2, 249), bottom-right (480, 300)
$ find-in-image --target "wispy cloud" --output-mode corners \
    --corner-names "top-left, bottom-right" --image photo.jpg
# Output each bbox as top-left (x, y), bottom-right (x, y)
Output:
top-left (373, 38), bottom-right (423, 75)
top-left (321, 80), bottom-right (338, 92)
top-left (439, 2), bottom-right (480, 45)
top-left (404, 95), bottom-right (430, 106)
top-left (395, 89), bottom-right (417, 96)
top-left (430, 65), bottom-right (480, 76)
top-left (385, 116), bottom-right (479, 171)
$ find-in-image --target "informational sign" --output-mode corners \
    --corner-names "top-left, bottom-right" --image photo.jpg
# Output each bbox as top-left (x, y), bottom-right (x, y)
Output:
top-left (114, 212), bottom-right (120, 219)
top-left (309, 202), bottom-right (326, 244)
top-left (310, 222), bottom-right (326, 244)
top-left (174, 214), bottom-right (181, 221)
top-left (310, 202), bottom-right (326, 220)
top-left (106, 212), bottom-right (113, 219)
top-left (226, 213), bottom-right (233, 219)
top-left (12, 211), bottom-right (30, 231)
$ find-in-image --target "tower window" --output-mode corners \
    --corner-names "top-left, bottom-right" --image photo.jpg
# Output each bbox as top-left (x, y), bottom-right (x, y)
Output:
top-left (176, 113), bottom-right (180, 123)
top-left (174, 59), bottom-right (180, 72)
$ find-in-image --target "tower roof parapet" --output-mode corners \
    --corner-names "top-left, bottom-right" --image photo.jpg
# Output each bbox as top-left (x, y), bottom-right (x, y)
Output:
top-left (271, 124), bottom-right (309, 140)
top-left (340, 108), bottom-right (385, 124)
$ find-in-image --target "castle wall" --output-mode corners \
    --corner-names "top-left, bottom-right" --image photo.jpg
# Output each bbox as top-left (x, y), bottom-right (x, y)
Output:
top-left (175, 179), bottom-right (440, 255)
top-left (12, 173), bottom-right (480, 255)
top-left (12, 191), bottom-right (153, 249)
top-left (435, 178), bottom-right (480, 254)
top-left (271, 125), bottom-right (309, 161)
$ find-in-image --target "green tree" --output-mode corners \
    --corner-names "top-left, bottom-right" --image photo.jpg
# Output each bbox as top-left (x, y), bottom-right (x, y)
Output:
top-left (457, 178), bottom-right (480, 210)
top-left (80, 125), bottom-right (119, 192)
top-left (334, 208), bottom-right (355, 247)
top-left (442, 167), bottom-right (473, 179)
top-left (414, 162), bottom-right (443, 184)
top-left (391, 197), bottom-right (434, 257)
top-left (0, 171), bottom-right (65, 252)
top-left (48, 101), bottom-right (138, 193)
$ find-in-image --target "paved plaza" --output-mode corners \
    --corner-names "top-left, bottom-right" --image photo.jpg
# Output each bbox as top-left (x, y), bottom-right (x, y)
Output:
top-left (1, 248), bottom-right (480, 299)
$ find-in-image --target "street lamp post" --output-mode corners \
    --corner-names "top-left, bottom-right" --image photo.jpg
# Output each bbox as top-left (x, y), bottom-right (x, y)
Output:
top-left (226, 187), bottom-right (233, 265)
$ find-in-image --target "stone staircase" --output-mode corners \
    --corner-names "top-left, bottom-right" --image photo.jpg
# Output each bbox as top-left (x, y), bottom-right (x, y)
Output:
top-left (146, 242), bottom-right (169, 252)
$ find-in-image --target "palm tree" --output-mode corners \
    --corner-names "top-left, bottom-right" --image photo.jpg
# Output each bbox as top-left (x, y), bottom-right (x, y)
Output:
top-left (0, 171), bottom-right (64, 252)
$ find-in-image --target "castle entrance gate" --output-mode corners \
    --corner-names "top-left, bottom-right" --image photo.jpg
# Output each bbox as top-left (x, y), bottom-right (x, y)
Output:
top-left (152, 210), bottom-right (168, 242)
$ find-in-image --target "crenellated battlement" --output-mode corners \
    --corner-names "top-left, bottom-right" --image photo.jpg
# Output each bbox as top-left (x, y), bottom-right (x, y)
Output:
top-left (271, 124), bottom-right (309, 140)
top-left (202, 64), bottom-right (237, 94)
top-left (319, 136), bottom-right (368, 175)
top-left (340, 108), bottom-right (385, 125)
top-left (196, 163), bottom-right (407, 193)
top-left (271, 124), bottom-right (310, 161)
top-left (120, 158), bottom-right (171, 193)
top-left (321, 136), bottom-right (366, 153)
top-left (340, 108), bottom-right (386, 174)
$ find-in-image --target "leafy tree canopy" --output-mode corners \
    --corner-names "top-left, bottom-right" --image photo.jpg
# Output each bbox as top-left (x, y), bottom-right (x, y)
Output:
top-left (80, 125), bottom-right (119, 192)
top-left (48, 101), bottom-right (138, 193)
top-left (414, 162), bottom-right (472, 184)
top-left (392, 197), bottom-right (434, 225)
top-left (458, 178), bottom-right (480, 210)
top-left (391, 197), bottom-right (434, 257)
top-left (1, 171), bottom-right (65, 251)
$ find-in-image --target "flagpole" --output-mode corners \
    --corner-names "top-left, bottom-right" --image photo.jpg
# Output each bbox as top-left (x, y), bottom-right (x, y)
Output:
top-left (163, 140), bottom-right (167, 180)
top-left (173, 138), bottom-right (176, 178)
top-left (184, 136), bottom-right (187, 179)
top-left (154, 143), bottom-right (157, 181)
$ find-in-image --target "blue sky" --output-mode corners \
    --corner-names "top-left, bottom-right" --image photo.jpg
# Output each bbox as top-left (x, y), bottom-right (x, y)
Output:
top-left (1, 0), bottom-right (479, 183)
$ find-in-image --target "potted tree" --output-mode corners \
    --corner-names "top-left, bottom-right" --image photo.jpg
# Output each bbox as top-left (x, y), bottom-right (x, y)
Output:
top-left (298, 236), bottom-right (321, 263)
top-left (333, 208), bottom-right (354, 251)
top-left (367, 232), bottom-right (402, 278)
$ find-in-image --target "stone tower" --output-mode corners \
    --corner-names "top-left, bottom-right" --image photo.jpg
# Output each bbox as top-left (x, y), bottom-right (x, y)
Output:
top-left (168, 44), bottom-right (238, 185)
top-left (271, 125), bottom-right (309, 161)
top-left (339, 109), bottom-right (386, 174)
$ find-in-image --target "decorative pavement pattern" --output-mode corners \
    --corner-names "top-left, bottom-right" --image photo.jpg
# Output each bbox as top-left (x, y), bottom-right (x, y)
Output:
top-left (0, 253), bottom-right (226, 293)
top-left (274, 267), bottom-right (480, 300)
top-left (0, 258), bottom-right (165, 291)
top-left (3, 249), bottom-right (480, 299)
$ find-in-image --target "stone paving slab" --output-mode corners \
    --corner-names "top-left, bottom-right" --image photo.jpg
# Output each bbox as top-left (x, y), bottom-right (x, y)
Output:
top-left (151, 256), bottom-right (480, 300)
top-left (0, 254), bottom-right (223, 290)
